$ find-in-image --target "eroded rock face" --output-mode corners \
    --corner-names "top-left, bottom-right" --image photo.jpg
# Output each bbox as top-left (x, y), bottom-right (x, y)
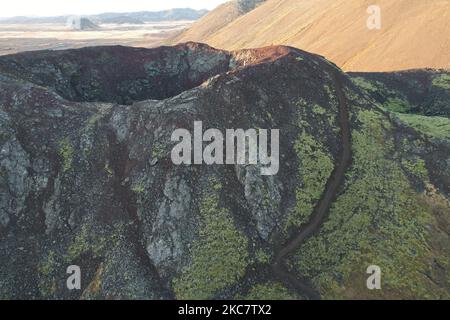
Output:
top-left (237, 0), bottom-right (267, 14)
top-left (0, 43), bottom-right (231, 105)
top-left (0, 43), bottom-right (448, 300)
top-left (0, 111), bottom-right (30, 228)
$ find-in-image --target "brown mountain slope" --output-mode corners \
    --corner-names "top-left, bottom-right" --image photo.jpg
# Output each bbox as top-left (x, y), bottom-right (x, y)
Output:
top-left (170, 2), bottom-right (242, 44)
top-left (170, 0), bottom-right (267, 44)
top-left (173, 0), bottom-right (450, 72)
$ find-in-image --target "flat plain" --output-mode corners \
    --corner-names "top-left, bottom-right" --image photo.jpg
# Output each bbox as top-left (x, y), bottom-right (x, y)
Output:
top-left (0, 21), bottom-right (192, 55)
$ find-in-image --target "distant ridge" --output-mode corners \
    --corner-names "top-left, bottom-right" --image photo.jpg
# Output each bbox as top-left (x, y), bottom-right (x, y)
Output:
top-left (0, 8), bottom-right (208, 25)
top-left (67, 17), bottom-right (100, 31)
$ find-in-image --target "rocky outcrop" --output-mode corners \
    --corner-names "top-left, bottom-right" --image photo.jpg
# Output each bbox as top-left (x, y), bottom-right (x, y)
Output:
top-left (0, 43), bottom-right (230, 105)
top-left (0, 43), bottom-right (448, 299)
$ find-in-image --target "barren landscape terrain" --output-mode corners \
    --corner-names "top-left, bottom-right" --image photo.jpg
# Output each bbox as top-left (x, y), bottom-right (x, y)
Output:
top-left (172, 0), bottom-right (450, 72)
top-left (0, 21), bottom-right (193, 56)
top-left (0, 0), bottom-right (449, 301)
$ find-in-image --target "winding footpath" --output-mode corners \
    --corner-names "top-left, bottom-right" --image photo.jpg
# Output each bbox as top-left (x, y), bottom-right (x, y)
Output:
top-left (272, 69), bottom-right (353, 300)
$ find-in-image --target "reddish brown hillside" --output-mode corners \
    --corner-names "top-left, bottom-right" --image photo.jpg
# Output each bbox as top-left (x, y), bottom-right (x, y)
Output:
top-left (173, 0), bottom-right (450, 71)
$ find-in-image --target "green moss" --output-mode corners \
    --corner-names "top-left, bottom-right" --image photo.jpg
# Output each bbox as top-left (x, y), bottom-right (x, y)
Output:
top-left (402, 158), bottom-right (429, 181)
top-left (432, 74), bottom-right (450, 90)
top-left (58, 138), bottom-right (74, 173)
top-left (260, 183), bottom-right (271, 209)
top-left (87, 113), bottom-right (102, 128)
top-left (357, 109), bottom-right (392, 132)
top-left (312, 104), bottom-right (326, 115)
top-left (39, 251), bottom-right (57, 276)
top-left (131, 178), bottom-right (146, 195)
top-left (352, 77), bottom-right (378, 92)
top-left (212, 182), bottom-right (222, 192)
top-left (294, 109), bottom-right (448, 299)
top-left (173, 181), bottom-right (249, 300)
top-left (285, 132), bottom-right (334, 230)
top-left (66, 225), bottom-right (106, 261)
top-left (38, 251), bottom-right (58, 297)
top-left (324, 84), bottom-right (335, 102)
top-left (245, 282), bottom-right (297, 300)
top-left (255, 249), bottom-right (271, 265)
top-left (152, 142), bottom-right (166, 159)
top-left (384, 97), bottom-right (410, 113)
top-left (351, 77), bottom-right (410, 113)
top-left (66, 224), bottom-right (108, 262)
top-left (295, 98), bottom-right (308, 109)
top-left (396, 113), bottom-right (450, 142)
